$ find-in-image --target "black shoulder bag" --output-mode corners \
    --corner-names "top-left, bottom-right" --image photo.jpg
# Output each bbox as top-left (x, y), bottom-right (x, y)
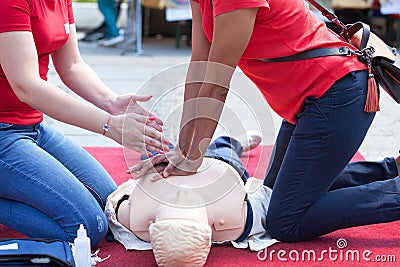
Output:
top-left (260, 0), bottom-right (400, 112)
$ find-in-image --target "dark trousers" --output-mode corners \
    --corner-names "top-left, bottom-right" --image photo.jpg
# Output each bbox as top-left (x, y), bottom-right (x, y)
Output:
top-left (264, 70), bottom-right (400, 242)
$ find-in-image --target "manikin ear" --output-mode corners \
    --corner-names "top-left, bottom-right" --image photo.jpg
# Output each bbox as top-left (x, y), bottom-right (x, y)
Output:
top-left (116, 200), bottom-right (131, 229)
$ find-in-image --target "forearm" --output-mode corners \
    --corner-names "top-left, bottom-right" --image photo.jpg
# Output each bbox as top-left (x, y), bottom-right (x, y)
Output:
top-left (179, 61), bottom-right (233, 159)
top-left (51, 25), bottom-right (118, 114)
top-left (187, 83), bottom-right (229, 160)
top-left (178, 61), bottom-right (206, 154)
top-left (56, 59), bottom-right (118, 114)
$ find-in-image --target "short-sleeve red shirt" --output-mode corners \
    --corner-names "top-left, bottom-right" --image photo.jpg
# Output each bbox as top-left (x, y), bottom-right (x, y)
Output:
top-left (193, 0), bottom-right (366, 123)
top-left (0, 0), bottom-right (74, 125)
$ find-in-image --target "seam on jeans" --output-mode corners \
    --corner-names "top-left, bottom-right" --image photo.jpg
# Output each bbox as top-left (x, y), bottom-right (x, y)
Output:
top-left (274, 102), bottom-right (330, 236)
top-left (294, 137), bottom-right (327, 238)
top-left (79, 180), bottom-right (106, 208)
top-left (275, 132), bottom-right (328, 238)
top-left (0, 158), bottom-right (90, 238)
top-left (294, 114), bottom-right (329, 238)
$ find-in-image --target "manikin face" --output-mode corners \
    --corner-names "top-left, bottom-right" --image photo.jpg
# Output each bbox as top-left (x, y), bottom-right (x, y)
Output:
top-left (149, 192), bottom-right (212, 267)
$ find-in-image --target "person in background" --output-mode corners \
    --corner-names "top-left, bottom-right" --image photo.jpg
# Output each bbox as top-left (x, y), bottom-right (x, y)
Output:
top-left (0, 0), bottom-right (168, 246)
top-left (98, 0), bottom-right (125, 46)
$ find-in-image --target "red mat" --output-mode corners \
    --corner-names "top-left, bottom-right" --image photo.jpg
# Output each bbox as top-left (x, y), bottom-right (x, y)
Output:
top-left (1, 146), bottom-right (399, 266)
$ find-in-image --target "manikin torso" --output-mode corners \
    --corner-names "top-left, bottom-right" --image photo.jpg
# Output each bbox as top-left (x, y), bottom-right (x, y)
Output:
top-left (117, 158), bottom-right (248, 242)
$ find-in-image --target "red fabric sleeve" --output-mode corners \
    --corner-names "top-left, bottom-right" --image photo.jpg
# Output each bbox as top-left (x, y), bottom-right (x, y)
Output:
top-left (67, 0), bottom-right (75, 24)
top-left (212, 0), bottom-right (269, 17)
top-left (0, 0), bottom-right (32, 33)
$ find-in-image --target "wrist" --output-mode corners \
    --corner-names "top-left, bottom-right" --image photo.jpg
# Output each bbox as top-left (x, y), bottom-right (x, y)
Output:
top-left (104, 115), bottom-right (123, 145)
top-left (104, 95), bottom-right (118, 115)
top-left (185, 151), bottom-right (202, 160)
top-left (102, 114), bottom-right (112, 136)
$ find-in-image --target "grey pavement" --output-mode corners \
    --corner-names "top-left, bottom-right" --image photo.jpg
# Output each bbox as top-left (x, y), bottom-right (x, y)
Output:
top-left (47, 37), bottom-right (400, 163)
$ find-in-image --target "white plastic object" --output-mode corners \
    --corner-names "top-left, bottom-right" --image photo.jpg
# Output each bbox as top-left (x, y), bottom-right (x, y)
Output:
top-left (73, 224), bottom-right (91, 267)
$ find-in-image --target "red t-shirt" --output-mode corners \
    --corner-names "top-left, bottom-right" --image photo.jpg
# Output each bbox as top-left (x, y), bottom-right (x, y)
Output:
top-left (194, 0), bottom-right (367, 123)
top-left (0, 0), bottom-right (74, 125)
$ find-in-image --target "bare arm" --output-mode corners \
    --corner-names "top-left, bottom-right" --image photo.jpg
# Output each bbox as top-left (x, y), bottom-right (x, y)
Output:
top-left (135, 4), bottom-right (258, 178)
top-left (0, 30), bottom-right (109, 133)
top-left (176, 4), bottom-right (259, 168)
top-left (177, 0), bottom-right (211, 155)
top-left (52, 24), bottom-right (164, 126)
top-left (0, 30), bottom-right (166, 153)
top-left (51, 24), bottom-right (118, 114)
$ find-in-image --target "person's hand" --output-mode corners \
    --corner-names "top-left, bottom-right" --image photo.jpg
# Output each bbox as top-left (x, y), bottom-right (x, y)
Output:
top-left (109, 94), bottom-right (163, 131)
top-left (127, 147), bottom-right (203, 181)
top-left (107, 113), bottom-right (169, 154)
top-left (127, 159), bottom-right (168, 177)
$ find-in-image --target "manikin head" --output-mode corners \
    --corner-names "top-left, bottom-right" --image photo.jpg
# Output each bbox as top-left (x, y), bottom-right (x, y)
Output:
top-left (149, 189), bottom-right (212, 267)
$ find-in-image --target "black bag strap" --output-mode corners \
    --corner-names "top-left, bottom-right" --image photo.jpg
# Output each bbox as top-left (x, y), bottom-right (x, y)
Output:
top-left (307, 0), bottom-right (346, 33)
top-left (306, 0), bottom-right (370, 44)
top-left (260, 1), bottom-right (371, 63)
top-left (260, 47), bottom-right (352, 62)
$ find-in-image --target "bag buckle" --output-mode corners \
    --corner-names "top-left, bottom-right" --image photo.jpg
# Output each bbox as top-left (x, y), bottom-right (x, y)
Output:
top-left (339, 47), bottom-right (362, 57)
top-left (359, 46), bottom-right (375, 66)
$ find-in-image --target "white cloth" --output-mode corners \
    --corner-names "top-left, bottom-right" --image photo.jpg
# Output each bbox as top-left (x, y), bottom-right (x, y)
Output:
top-left (105, 179), bottom-right (152, 250)
top-left (231, 178), bottom-right (280, 251)
top-left (105, 178), bottom-right (279, 251)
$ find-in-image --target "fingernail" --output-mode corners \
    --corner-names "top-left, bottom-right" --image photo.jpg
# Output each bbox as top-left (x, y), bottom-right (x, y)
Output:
top-left (148, 117), bottom-right (156, 121)
top-left (163, 140), bottom-right (169, 145)
top-left (163, 171), bottom-right (169, 178)
top-left (164, 146), bottom-right (170, 152)
top-left (147, 153), bottom-right (153, 158)
top-left (159, 151), bottom-right (165, 154)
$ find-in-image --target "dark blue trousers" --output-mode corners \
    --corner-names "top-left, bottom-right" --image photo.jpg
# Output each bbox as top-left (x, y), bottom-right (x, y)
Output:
top-left (264, 70), bottom-right (400, 242)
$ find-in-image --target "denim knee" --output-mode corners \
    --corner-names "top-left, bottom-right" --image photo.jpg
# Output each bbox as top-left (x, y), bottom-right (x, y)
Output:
top-left (67, 212), bottom-right (108, 246)
top-left (266, 210), bottom-right (306, 243)
top-left (88, 213), bottom-right (108, 247)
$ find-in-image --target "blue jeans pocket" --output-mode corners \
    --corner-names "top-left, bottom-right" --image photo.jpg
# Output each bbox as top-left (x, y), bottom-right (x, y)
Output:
top-left (329, 71), bottom-right (368, 106)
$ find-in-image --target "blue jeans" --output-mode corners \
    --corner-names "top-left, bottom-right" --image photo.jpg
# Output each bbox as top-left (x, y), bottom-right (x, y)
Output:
top-left (264, 70), bottom-right (400, 242)
top-left (0, 122), bottom-right (117, 246)
top-left (98, 0), bottom-right (120, 39)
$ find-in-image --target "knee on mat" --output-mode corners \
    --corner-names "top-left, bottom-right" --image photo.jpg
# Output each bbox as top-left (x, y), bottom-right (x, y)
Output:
top-left (67, 213), bottom-right (108, 246)
top-left (266, 214), bottom-right (305, 243)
